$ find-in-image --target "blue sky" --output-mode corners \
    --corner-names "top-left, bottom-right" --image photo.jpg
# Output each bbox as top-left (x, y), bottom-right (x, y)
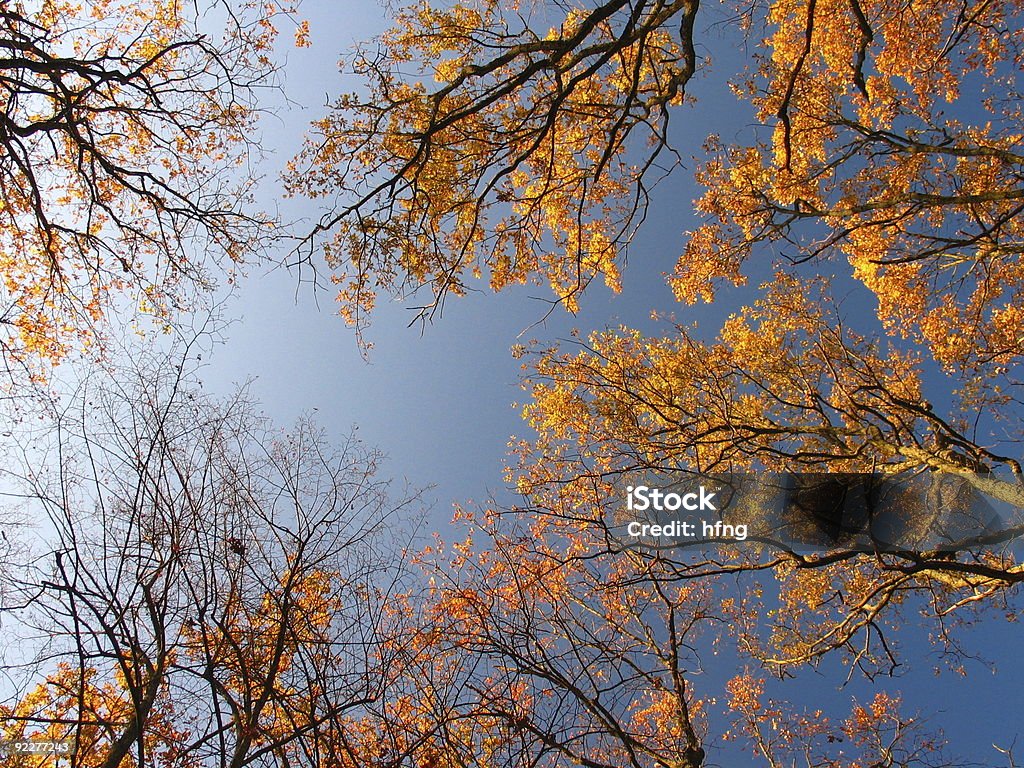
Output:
top-left (205, 0), bottom-right (761, 509)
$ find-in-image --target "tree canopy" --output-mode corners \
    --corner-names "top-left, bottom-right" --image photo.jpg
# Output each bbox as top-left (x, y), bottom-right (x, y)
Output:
top-left (282, 0), bottom-right (1024, 764)
top-left (0, 347), bottom-right (419, 768)
top-left (0, 0), bottom-right (288, 381)
top-left (288, 0), bottom-right (699, 323)
top-left (291, 0), bottom-right (1024, 364)
top-left (1, 0), bottom-right (1023, 765)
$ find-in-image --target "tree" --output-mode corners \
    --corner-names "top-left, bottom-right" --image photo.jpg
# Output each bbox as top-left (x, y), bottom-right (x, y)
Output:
top-left (513, 295), bottom-right (1023, 669)
top-left (0, 344), bottom-right (421, 768)
top-left (0, 0), bottom-right (293, 381)
top-left (373, 496), bottom-right (981, 768)
top-left (283, 0), bottom-right (1024, 763)
top-left (289, 0), bottom-right (1024, 601)
top-left (290, 0), bottom-right (1024, 347)
top-left (288, 0), bottom-right (699, 327)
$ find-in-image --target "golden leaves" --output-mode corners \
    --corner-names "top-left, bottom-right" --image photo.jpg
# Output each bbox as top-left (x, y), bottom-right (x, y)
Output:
top-left (517, 273), bottom-right (932, 495)
top-left (682, 0), bottom-right (1024, 392)
top-left (2, 663), bottom-right (192, 768)
top-left (291, 0), bottom-right (693, 328)
top-left (0, 0), bottom-right (285, 379)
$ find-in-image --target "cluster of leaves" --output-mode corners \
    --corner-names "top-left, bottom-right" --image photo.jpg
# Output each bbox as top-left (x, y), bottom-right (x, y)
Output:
top-left (674, 0), bottom-right (1024, 384)
top-left (0, 0), bottom-right (289, 382)
top-left (288, 0), bottom-right (699, 326)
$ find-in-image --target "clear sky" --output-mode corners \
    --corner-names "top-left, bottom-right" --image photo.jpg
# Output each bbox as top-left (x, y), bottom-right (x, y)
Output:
top-left (194, 1), bottom-right (1024, 762)
top-left (205, 0), bottom-right (761, 511)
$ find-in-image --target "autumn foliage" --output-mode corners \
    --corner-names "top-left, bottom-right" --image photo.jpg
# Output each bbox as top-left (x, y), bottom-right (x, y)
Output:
top-left (0, 0), bottom-right (287, 380)
top-left (2, 0), bottom-right (1024, 765)
top-left (281, 0), bottom-right (1024, 763)
top-left (289, 0), bottom-right (699, 324)
top-left (0, 352), bottom-right (417, 768)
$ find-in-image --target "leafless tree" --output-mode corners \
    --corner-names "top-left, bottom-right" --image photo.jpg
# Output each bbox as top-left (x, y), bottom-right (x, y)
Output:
top-left (0, 343), bottom-right (422, 768)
